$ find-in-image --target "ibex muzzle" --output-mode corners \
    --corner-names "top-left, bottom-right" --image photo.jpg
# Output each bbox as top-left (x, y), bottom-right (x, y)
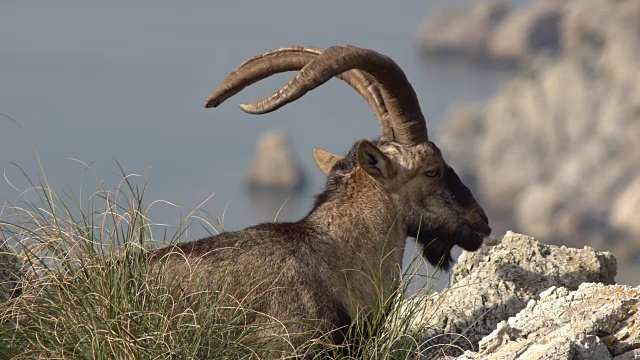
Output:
top-left (156, 45), bottom-right (491, 350)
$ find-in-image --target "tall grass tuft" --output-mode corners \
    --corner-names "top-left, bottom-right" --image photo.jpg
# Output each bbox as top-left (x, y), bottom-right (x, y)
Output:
top-left (302, 256), bottom-right (444, 359)
top-left (0, 163), bottom-right (275, 359)
top-left (0, 161), bottom-right (449, 359)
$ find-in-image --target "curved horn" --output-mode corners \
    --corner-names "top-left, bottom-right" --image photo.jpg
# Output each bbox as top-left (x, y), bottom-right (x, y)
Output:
top-left (238, 45), bottom-right (428, 144)
top-left (205, 46), bottom-right (393, 139)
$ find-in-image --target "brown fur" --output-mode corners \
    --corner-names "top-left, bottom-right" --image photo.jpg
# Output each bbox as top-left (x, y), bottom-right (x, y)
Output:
top-left (152, 137), bottom-right (490, 352)
top-left (153, 45), bottom-right (491, 355)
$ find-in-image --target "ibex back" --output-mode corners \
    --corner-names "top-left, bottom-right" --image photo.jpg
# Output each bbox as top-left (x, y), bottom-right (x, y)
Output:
top-left (153, 45), bottom-right (491, 351)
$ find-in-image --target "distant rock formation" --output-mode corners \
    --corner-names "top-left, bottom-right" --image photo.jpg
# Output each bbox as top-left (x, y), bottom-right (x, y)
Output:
top-left (246, 129), bottom-right (305, 193)
top-left (487, 1), bottom-right (562, 63)
top-left (417, 0), bottom-right (510, 60)
top-left (417, 0), bottom-right (625, 65)
top-left (427, 0), bottom-right (640, 285)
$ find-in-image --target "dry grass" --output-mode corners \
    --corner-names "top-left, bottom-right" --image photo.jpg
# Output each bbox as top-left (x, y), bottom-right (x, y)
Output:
top-left (0, 153), bottom-right (451, 359)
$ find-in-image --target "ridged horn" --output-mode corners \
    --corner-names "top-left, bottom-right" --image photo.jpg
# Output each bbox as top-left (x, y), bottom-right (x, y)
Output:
top-left (205, 46), bottom-right (393, 139)
top-left (207, 45), bottom-right (428, 144)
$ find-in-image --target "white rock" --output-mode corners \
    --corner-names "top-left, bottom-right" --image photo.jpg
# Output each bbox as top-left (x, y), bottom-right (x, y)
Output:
top-left (410, 232), bottom-right (616, 358)
top-left (246, 129), bottom-right (304, 192)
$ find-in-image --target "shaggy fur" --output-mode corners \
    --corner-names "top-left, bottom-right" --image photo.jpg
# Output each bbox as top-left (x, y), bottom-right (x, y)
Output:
top-left (153, 45), bottom-right (491, 355)
top-left (152, 138), bottom-right (490, 352)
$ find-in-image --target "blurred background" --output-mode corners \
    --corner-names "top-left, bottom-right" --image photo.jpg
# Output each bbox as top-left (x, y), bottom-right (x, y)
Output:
top-left (1, 0), bottom-right (638, 286)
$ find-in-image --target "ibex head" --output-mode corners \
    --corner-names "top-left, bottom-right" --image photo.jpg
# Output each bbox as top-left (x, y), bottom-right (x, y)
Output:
top-left (205, 45), bottom-right (491, 270)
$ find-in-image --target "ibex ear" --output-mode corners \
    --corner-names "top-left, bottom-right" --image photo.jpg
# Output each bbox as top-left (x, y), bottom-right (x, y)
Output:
top-left (313, 148), bottom-right (343, 175)
top-left (356, 140), bottom-right (393, 181)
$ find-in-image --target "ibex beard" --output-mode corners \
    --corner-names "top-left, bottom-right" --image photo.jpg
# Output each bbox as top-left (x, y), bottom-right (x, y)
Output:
top-left (152, 45), bottom-right (491, 354)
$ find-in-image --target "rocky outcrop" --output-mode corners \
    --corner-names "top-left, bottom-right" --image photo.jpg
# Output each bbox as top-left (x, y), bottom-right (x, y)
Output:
top-left (419, 0), bottom-right (640, 65)
top-left (418, 0), bottom-right (640, 65)
top-left (417, 0), bottom-right (510, 59)
top-left (411, 231), bottom-right (618, 358)
top-left (246, 129), bottom-right (304, 193)
top-left (418, 0), bottom-right (563, 63)
top-left (460, 283), bottom-right (640, 359)
top-left (487, 1), bottom-right (563, 63)
top-left (432, 0), bottom-right (640, 285)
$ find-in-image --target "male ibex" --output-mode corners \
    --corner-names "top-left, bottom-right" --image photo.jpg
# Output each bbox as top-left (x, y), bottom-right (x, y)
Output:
top-left (154, 45), bottom-right (491, 351)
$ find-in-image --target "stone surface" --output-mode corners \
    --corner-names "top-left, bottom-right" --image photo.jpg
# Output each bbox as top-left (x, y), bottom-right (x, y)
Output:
top-left (458, 283), bottom-right (640, 359)
top-left (246, 129), bottom-right (304, 192)
top-left (410, 231), bottom-right (617, 358)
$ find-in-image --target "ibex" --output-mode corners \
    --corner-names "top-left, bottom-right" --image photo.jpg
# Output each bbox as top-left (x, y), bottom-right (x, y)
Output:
top-left (154, 45), bottom-right (491, 351)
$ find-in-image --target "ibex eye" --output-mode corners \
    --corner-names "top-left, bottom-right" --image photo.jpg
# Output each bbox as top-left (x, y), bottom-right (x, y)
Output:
top-left (424, 168), bottom-right (440, 178)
